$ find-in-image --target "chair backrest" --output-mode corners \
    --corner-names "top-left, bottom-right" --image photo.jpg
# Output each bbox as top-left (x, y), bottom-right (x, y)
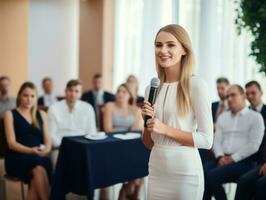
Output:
top-left (0, 118), bottom-right (8, 158)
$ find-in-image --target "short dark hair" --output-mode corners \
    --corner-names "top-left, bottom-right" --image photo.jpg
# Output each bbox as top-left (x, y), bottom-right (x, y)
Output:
top-left (216, 77), bottom-right (230, 85)
top-left (231, 84), bottom-right (244, 94)
top-left (42, 77), bottom-right (52, 84)
top-left (245, 80), bottom-right (262, 92)
top-left (0, 76), bottom-right (10, 82)
top-left (93, 73), bottom-right (102, 79)
top-left (66, 79), bottom-right (82, 89)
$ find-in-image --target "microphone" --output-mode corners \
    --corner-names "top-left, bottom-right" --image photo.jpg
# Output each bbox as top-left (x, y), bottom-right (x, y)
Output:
top-left (144, 77), bottom-right (160, 127)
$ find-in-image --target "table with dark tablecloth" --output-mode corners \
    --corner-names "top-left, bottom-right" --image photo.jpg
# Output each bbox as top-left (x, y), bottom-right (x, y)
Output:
top-left (50, 132), bottom-right (150, 200)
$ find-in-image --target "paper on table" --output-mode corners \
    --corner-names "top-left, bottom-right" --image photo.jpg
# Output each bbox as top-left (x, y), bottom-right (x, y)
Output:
top-left (113, 132), bottom-right (141, 140)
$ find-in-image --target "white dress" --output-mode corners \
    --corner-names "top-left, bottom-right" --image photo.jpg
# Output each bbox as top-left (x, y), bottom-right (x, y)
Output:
top-left (145, 76), bottom-right (213, 200)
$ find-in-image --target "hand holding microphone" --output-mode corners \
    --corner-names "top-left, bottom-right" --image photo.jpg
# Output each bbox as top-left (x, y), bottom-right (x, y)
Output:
top-left (142, 101), bottom-right (155, 119)
top-left (142, 78), bottom-right (160, 127)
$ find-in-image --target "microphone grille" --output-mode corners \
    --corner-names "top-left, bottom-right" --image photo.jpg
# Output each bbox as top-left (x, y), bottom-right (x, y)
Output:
top-left (151, 77), bottom-right (160, 88)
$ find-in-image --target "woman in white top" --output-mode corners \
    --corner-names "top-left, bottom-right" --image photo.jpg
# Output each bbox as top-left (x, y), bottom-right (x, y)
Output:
top-left (142, 24), bottom-right (213, 200)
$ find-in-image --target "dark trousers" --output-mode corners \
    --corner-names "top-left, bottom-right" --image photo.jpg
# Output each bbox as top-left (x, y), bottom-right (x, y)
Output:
top-left (203, 158), bottom-right (256, 200)
top-left (199, 149), bottom-right (215, 164)
top-left (235, 164), bottom-right (266, 200)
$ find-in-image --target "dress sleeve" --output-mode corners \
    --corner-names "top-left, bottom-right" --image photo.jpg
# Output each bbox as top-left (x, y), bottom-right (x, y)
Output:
top-left (191, 77), bottom-right (213, 149)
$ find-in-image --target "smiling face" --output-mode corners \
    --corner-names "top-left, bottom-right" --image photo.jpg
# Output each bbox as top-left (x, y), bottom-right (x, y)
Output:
top-left (155, 31), bottom-right (186, 69)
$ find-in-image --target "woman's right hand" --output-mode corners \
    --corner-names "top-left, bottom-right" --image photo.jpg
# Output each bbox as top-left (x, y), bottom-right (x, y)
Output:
top-left (141, 100), bottom-right (155, 120)
top-left (31, 147), bottom-right (47, 157)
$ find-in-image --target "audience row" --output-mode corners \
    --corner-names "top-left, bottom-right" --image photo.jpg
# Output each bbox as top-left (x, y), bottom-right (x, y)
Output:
top-left (0, 74), bottom-right (265, 200)
top-left (0, 74), bottom-right (144, 200)
top-left (201, 78), bottom-right (266, 200)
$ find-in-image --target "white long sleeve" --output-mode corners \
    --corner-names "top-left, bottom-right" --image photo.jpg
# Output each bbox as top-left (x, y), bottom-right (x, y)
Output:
top-left (47, 108), bottom-right (61, 147)
top-left (47, 100), bottom-right (97, 147)
top-left (212, 120), bottom-right (224, 157)
top-left (191, 77), bottom-right (213, 149)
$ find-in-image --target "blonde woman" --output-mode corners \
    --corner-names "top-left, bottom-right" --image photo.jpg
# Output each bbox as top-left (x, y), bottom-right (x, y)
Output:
top-left (4, 82), bottom-right (52, 200)
top-left (142, 24), bottom-right (213, 199)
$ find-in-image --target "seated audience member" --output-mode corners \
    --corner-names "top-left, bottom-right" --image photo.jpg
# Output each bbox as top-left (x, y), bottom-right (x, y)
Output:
top-left (4, 82), bottom-right (52, 200)
top-left (126, 75), bottom-right (144, 106)
top-left (100, 83), bottom-right (143, 200)
top-left (81, 73), bottom-right (115, 127)
top-left (38, 77), bottom-right (58, 107)
top-left (199, 77), bottom-right (230, 164)
top-left (212, 77), bottom-right (230, 123)
top-left (0, 76), bottom-right (16, 117)
top-left (235, 81), bottom-right (266, 200)
top-left (203, 84), bottom-right (265, 200)
top-left (48, 79), bottom-right (97, 165)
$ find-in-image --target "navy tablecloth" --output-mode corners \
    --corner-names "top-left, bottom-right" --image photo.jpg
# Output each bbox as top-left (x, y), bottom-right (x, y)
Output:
top-left (50, 132), bottom-right (150, 200)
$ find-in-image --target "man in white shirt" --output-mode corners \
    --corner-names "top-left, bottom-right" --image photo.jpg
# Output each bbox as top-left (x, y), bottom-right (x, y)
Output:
top-left (203, 84), bottom-right (265, 200)
top-left (38, 77), bottom-right (58, 107)
top-left (48, 79), bottom-right (97, 166)
top-left (200, 77), bottom-right (230, 164)
top-left (235, 81), bottom-right (266, 200)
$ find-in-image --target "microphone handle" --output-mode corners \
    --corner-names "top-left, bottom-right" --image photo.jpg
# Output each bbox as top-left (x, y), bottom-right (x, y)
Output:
top-left (144, 87), bottom-right (158, 128)
top-left (144, 115), bottom-right (152, 128)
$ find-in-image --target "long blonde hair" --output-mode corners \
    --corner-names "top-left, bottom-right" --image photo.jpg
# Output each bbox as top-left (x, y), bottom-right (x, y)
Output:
top-left (16, 82), bottom-right (40, 129)
top-left (155, 24), bottom-right (194, 117)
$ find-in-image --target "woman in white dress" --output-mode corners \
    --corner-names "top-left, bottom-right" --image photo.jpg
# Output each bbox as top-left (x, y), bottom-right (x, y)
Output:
top-left (142, 24), bottom-right (213, 200)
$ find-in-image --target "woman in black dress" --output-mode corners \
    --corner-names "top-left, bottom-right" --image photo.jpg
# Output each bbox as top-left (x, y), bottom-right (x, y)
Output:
top-left (4, 82), bottom-right (52, 200)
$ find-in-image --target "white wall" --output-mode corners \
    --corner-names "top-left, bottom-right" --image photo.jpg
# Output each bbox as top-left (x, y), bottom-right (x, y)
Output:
top-left (29, 0), bottom-right (79, 96)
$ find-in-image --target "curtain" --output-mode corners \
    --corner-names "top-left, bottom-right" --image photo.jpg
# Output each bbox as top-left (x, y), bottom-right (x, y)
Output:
top-left (113, 0), bottom-right (265, 101)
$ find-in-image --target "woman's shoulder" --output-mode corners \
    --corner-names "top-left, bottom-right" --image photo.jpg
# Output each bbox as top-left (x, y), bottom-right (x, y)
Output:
top-left (190, 76), bottom-right (208, 90)
top-left (4, 109), bottom-right (13, 120)
top-left (104, 102), bottom-right (115, 110)
top-left (129, 105), bottom-right (141, 116)
top-left (190, 76), bottom-right (210, 102)
top-left (38, 110), bottom-right (47, 120)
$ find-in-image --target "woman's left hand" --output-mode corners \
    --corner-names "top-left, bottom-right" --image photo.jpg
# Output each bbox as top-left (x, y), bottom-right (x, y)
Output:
top-left (146, 118), bottom-right (168, 135)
